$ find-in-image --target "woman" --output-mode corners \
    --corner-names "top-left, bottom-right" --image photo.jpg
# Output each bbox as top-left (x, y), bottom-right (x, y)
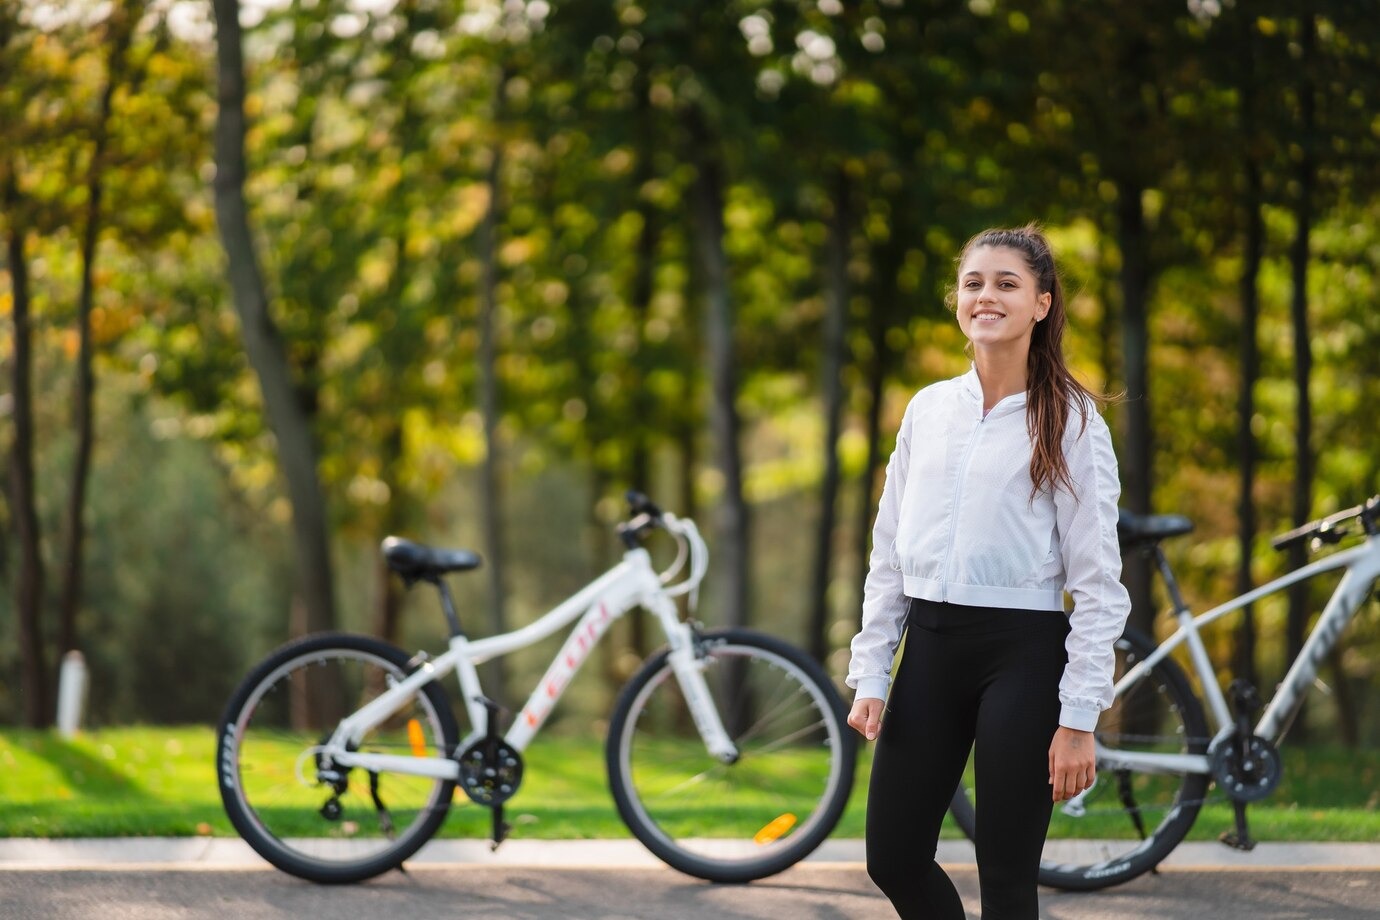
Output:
top-left (847, 225), bottom-right (1130, 919)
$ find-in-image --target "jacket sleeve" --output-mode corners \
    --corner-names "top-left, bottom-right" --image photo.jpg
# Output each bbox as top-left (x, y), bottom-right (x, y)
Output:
top-left (1053, 406), bottom-right (1132, 731)
top-left (846, 396), bottom-right (917, 701)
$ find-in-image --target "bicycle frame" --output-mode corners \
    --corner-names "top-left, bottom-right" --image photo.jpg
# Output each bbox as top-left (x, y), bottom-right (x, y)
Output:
top-left (319, 516), bottom-right (738, 782)
top-left (1097, 531), bottom-right (1380, 779)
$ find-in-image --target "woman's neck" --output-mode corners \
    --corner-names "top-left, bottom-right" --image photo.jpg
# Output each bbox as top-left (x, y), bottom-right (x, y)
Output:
top-left (973, 349), bottom-right (1029, 414)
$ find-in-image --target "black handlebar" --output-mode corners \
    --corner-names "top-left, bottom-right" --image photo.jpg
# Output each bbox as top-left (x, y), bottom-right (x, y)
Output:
top-left (1270, 495), bottom-right (1380, 553)
top-left (625, 491), bottom-right (663, 519)
top-left (617, 491), bottom-right (665, 549)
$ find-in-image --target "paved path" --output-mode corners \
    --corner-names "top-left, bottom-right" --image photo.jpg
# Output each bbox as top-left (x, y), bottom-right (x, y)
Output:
top-left (3, 838), bottom-right (1379, 870)
top-left (1, 864), bottom-right (1378, 919)
top-left (3, 840), bottom-right (1379, 919)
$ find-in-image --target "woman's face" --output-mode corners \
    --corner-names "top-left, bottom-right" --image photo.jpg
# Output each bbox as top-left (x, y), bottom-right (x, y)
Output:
top-left (955, 245), bottom-right (1051, 352)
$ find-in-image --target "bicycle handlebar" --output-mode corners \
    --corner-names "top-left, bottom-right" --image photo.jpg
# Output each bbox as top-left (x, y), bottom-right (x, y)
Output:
top-left (626, 490), bottom-right (663, 519)
top-left (1270, 495), bottom-right (1380, 552)
top-left (612, 492), bottom-right (707, 604)
top-left (616, 491), bottom-right (665, 550)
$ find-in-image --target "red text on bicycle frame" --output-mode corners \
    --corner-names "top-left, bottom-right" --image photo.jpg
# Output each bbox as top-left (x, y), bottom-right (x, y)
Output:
top-left (519, 602), bottom-right (615, 731)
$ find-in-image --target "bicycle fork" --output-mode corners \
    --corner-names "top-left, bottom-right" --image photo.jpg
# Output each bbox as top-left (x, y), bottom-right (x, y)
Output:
top-left (655, 607), bottom-right (739, 763)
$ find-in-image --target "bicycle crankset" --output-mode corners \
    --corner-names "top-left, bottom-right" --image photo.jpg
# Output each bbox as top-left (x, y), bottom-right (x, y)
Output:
top-left (456, 736), bottom-right (524, 806)
top-left (1210, 732), bottom-right (1282, 803)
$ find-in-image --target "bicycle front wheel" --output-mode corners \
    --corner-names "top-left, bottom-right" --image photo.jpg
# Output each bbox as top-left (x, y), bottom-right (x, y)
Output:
top-left (951, 626), bottom-right (1210, 891)
top-left (217, 633), bottom-right (459, 883)
top-left (606, 627), bottom-right (858, 883)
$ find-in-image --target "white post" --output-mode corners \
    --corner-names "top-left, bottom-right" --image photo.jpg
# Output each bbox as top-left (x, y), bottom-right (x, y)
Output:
top-left (57, 650), bottom-right (88, 738)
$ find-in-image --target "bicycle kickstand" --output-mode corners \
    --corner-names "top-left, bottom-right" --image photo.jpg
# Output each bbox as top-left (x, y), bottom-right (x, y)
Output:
top-left (478, 695), bottom-right (512, 852)
top-left (1219, 679), bottom-right (1263, 852)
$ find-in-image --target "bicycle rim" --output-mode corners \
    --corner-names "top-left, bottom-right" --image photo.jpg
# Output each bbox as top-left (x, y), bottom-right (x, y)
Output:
top-left (219, 637), bottom-right (456, 882)
top-left (1038, 629), bottom-right (1210, 889)
top-left (609, 629), bottom-right (855, 882)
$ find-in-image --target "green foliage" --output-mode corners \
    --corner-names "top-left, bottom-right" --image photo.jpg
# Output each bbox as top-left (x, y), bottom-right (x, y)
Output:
top-left (3, 0), bottom-right (1380, 742)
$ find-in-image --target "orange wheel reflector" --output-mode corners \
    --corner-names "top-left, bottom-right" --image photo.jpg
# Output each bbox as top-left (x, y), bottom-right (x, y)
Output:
top-left (407, 718), bottom-right (427, 757)
top-left (753, 813), bottom-right (798, 845)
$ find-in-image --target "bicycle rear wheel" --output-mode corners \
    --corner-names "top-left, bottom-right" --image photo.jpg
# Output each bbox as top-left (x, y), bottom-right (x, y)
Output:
top-left (951, 627), bottom-right (1210, 890)
top-left (217, 633), bottom-right (459, 883)
top-left (606, 627), bottom-right (857, 883)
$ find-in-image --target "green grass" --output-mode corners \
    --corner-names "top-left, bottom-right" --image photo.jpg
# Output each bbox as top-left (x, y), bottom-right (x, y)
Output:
top-left (1, 727), bottom-right (1377, 841)
top-left (0, 726), bottom-right (877, 840)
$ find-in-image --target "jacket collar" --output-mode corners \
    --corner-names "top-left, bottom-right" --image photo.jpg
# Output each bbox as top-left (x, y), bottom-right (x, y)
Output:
top-left (961, 363), bottom-right (1028, 417)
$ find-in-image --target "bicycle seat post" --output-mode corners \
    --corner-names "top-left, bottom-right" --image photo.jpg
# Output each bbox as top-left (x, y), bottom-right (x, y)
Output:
top-left (428, 576), bottom-right (466, 639)
top-left (1153, 546), bottom-right (1191, 618)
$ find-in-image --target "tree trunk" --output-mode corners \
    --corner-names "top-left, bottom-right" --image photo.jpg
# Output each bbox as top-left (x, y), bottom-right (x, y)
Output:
top-left (211, 0), bottom-right (337, 652)
top-left (5, 179), bottom-right (50, 728)
top-left (1116, 178), bottom-right (1155, 639)
top-left (476, 71), bottom-right (509, 701)
top-left (1234, 155), bottom-right (1264, 687)
top-left (58, 6), bottom-right (137, 658)
top-left (808, 166), bottom-right (851, 665)
top-left (627, 65), bottom-right (659, 501)
top-left (1095, 228), bottom-right (1120, 393)
top-left (856, 234), bottom-right (901, 623)
top-left (625, 158), bottom-right (659, 659)
top-left (1286, 13), bottom-right (1316, 740)
top-left (1230, 11), bottom-right (1263, 687)
top-left (685, 106), bottom-right (749, 633)
top-left (372, 423), bottom-right (406, 645)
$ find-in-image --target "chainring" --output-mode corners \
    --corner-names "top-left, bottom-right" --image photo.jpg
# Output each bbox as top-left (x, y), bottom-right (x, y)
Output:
top-left (456, 737), bottom-right (524, 806)
top-left (1210, 733), bottom-right (1282, 803)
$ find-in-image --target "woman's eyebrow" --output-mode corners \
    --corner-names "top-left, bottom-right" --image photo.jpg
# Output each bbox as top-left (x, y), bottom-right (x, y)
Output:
top-left (962, 270), bottom-right (1023, 279)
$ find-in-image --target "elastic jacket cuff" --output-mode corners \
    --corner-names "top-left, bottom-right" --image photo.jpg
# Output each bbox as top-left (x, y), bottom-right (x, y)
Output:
top-left (853, 677), bottom-right (891, 702)
top-left (1059, 704), bottom-right (1099, 732)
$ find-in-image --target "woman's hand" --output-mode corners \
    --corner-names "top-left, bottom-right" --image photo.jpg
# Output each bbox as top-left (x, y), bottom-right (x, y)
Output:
top-left (1048, 726), bottom-right (1096, 802)
top-left (847, 697), bottom-right (885, 741)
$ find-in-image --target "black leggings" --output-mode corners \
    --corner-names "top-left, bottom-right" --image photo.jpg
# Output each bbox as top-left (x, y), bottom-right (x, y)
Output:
top-left (866, 598), bottom-right (1070, 920)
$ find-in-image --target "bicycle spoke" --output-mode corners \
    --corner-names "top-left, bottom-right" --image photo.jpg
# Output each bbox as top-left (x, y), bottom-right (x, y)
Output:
top-left (219, 637), bottom-right (456, 883)
top-left (609, 630), bottom-right (855, 883)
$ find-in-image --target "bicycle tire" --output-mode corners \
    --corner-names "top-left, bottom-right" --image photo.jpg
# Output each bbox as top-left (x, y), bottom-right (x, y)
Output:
top-left (950, 626), bottom-right (1210, 890)
top-left (606, 627), bottom-right (858, 883)
top-left (217, 633), bottom-right (459, 884)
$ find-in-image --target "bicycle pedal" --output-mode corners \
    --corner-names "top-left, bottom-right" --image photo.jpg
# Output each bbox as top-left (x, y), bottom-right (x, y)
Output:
top-left (1218, 830), bottom-right (1257, 851)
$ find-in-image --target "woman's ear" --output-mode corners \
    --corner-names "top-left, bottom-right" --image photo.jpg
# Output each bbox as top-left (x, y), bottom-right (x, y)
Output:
top-left (1036, 291), bottom-right (1052, 321)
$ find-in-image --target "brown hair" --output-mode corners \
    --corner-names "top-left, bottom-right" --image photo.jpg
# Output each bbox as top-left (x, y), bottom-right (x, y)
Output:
top-left (953, 224), bottom-right (1114, 498)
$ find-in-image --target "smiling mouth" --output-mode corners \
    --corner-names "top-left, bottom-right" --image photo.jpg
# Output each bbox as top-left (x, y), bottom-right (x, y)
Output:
top-left (973, 312), bottom-right (1005, 321)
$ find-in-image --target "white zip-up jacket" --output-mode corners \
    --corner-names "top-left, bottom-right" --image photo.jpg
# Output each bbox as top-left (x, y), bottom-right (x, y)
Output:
top-left (847, 366), bottom-right (1131, 731)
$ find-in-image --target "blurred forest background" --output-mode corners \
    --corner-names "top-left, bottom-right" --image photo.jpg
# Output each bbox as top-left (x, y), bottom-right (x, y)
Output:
top-left (4, 0), bottom-right (1380, 746)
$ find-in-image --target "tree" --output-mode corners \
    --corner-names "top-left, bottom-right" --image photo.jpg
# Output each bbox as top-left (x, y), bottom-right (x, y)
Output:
top-left (4, 170), bottom-right (49, 727)
top-left (808, 165), bottom-right (851, 665)
top-left (57, 0), bottom-right (145, 660)
top-left (1, 1), bottom-right (51, 727)
top-left (1232, 20), bottom-right (1266, 690)
top-left (210, 0), bottom-right (338, 653)
top-left (476, 63), bottom-right (511, 698)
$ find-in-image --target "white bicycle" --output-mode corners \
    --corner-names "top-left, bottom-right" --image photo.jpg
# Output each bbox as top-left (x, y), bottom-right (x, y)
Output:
top-left (217, 493), bottom-right (857, 884)
top-left (948, 495), bottom-right (1380, 890)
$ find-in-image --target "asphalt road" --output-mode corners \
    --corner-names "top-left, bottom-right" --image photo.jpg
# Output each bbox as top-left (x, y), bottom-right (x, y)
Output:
top-left (2, 866), bottom-right (1377, 920)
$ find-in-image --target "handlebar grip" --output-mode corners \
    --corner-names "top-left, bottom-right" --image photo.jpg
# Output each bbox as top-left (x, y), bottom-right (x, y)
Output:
top-left (626, 490), bottom-right (664, 519)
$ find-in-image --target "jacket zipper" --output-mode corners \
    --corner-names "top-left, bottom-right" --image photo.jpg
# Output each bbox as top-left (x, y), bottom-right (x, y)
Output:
top-left (941, 410), bottom-right (988, 602)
